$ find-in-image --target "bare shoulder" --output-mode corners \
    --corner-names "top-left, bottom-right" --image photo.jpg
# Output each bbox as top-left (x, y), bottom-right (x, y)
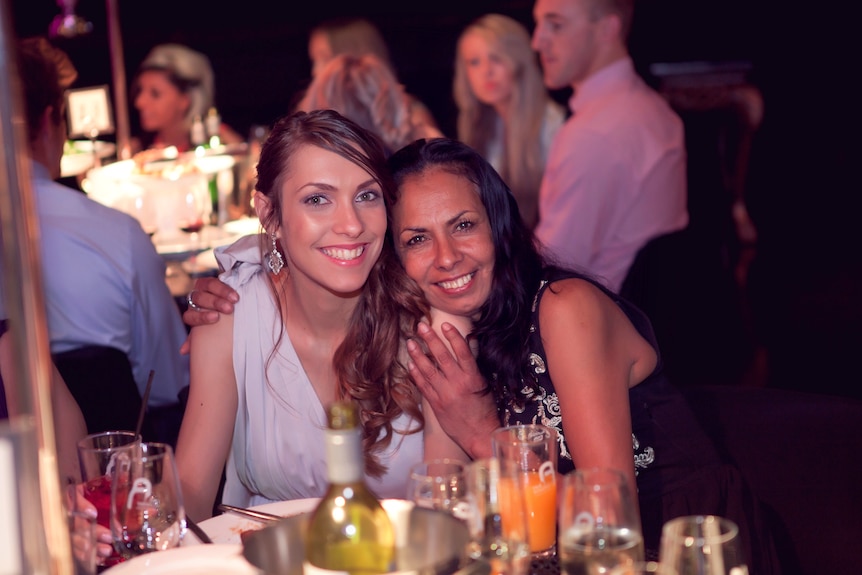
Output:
top-left (538, 277), bottom-right (618, 326)
top-left (538, 277), bottom-right (656, 381)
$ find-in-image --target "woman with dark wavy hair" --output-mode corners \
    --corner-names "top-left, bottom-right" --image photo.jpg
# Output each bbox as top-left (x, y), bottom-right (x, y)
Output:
top-left (389, 138), bottom-right (776, 568)
top-left (175, 111), bottom-right (460, 521)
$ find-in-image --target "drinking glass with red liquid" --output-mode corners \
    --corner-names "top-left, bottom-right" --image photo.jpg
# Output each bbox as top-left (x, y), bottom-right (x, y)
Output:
top-left (77, 431), bottom-right (140, 569)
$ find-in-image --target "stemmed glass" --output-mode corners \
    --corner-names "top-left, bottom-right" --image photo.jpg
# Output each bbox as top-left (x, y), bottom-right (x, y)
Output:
top-left (659, 516), bottom-right (747, 575)
top-left (558, 467), bottom-right (644, 575)
top-left (110, 442), bottom-right (186, 557)
top-left (406, 459), bottom-right (469, 519)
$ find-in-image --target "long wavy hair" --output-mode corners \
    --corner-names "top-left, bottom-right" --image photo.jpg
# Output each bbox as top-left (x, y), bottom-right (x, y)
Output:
top-left (453, 14), bottom-right (555, 228)
top-left (255, 109), bottom-right (426, 476)
top-left (388, 138), bottom-right (547, 404)
top-left (296, 54), bottom-right (416, 154)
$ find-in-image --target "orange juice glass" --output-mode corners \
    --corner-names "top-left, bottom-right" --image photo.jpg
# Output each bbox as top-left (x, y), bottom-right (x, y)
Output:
top-left (492, 424), bottom-right (559, 556)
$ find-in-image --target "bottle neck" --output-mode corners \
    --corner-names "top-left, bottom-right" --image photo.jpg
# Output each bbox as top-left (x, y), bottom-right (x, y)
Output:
top-left (325, 427), bottom-right (364, 484)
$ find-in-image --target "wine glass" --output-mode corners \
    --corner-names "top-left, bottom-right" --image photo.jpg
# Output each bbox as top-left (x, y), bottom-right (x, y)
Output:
top-left (406, 459), bottom-right (469, 519)
top-left (659, 516), bottom-right (747, 575)
top-left (558, 467), bottom-right (644, 575)
top-left (462, 458), bottom-right (532, 575)
top-left (110, 442), bottom-right (186, 557)
top-left (77, 430), bottom-right (141, 568)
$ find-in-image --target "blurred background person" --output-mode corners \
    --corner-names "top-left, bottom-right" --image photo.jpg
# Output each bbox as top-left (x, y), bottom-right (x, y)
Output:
top-left (453, 13), bottom-right (566, 228)
top-left (131, 43), bottom-right (242, 153)
top-left (531, 0), bottom-right (687, 292)
top-left (16, 36), bottom-right (190, 446)
top-left (306, 17), bottom-right (440, 136)
top-left (296, 53), bottom-right (442, 154)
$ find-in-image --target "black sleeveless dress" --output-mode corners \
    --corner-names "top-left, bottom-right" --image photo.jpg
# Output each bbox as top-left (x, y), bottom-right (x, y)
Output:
top-left (499, 270), bottom-right (778, 572)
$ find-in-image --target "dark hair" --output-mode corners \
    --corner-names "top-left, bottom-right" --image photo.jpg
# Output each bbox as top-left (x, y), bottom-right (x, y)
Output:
top-left (388, 138), bottom-right (546, 403)
top-left (16, 37), bottom-right (78, 143)
top-left (255, 109), bottom-right (425, 476)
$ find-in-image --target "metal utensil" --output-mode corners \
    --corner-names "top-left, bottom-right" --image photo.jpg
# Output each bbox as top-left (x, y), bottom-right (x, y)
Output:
top-left (217, 504), bottom-right (282, 523)
top-left (185, 517), bottom-right (213, 544)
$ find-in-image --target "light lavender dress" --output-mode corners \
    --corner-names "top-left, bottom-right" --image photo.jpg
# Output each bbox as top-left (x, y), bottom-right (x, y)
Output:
top-left (215, 236), bottom-right (423, 507)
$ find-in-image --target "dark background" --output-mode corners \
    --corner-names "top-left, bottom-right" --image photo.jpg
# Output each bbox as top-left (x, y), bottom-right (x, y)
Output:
top-left (10, 0), bottom-right (862, 397)
top-left (12, 0), bottom-right (768, 139)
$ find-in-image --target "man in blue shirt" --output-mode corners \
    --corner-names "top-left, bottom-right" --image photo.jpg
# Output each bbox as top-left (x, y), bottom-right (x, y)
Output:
top-left (16, 37), bottom-right (189, 444)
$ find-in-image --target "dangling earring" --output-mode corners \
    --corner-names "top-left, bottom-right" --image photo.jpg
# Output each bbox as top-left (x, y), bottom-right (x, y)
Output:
top-left (265, 232), bottom-right (284, 275)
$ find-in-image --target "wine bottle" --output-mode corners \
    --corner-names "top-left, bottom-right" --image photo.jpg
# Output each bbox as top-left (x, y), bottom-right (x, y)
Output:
top-left (205, 107), bottom-right (222, 149)
top-left (190, 115), bottom-right (206, 152)
top-left (304, 401), bottom-right (395, 575)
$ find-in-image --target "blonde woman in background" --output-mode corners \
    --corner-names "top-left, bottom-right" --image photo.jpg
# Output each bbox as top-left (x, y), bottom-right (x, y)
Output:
top-left (454, 13), bottom-right (566, 228)
top-left (297, 53), bottom-right (442, 154)
top-left (307, 17), bottom-right (440, 137)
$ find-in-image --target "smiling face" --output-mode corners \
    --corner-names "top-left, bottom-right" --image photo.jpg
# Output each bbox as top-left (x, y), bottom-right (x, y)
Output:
top-left (257, 143), bottom-right (387, 298)
top-left (392, 166), bottom-right (495, 320)
top-left (459, 30), bottom-right (516, 110)
top-left (134, 70), bottom-right (190, 133)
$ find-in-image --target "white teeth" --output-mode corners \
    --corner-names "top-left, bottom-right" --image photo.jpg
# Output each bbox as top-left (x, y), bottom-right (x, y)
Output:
top-left (438, 273), bottom-right (474, 290)
top-left (322, 246), bottom-right (364, 261)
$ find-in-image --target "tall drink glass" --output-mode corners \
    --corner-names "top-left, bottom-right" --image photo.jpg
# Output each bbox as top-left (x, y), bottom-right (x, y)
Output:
top-left (558, 467), bottom-right (644, 575)
top-left (76, 430), bottom-right (140, 567)
top-left (491, 424), bottom-right (558, 557)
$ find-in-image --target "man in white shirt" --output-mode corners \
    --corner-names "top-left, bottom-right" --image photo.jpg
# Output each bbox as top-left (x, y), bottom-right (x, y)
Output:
top-left (531, 0), bottom-right (688, 292)
top-left (16, 37), bottom-right (189, 443)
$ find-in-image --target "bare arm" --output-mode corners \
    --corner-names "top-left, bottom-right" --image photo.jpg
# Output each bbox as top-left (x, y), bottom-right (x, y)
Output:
top-left (539, 278), bottom-right (657, 499)
top-left (49, 363), bottom-right (87, 482)
top-left (1, 331), bottom-right (87, 482)
top-left (175, 314), bottom-right (237, 521)
top-left (406, 322), bottom-right (499, 460)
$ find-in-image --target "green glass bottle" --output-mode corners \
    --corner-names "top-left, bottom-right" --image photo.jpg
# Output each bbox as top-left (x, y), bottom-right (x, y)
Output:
top-left (304, 401), bottom-right (395, 575)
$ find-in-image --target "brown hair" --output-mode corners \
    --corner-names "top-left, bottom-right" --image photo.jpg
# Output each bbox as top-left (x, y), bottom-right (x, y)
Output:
top-left (16, 36), bottom-right (78, 143)
top-left (255, 109), bottom-right (426, 476)
top-left (297, 54), bottom-right (416, 153)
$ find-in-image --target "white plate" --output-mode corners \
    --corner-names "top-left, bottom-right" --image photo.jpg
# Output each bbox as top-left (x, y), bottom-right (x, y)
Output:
top-left (221, 217), bottom-right (261, 237)
top-left (193, 498), bottom-right (320, 546)
top-left (105, 544), bottom-right (255, 574)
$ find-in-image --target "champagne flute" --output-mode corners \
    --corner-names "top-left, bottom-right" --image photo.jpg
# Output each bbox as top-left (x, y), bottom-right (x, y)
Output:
top-left (406, 459), bottom-right (469, 519)
top-left (558, 467), bottom-right (644, 575)
top-left (659, 516), bottom-right (747, 575)
top-left (110, 442), bottom-right (186, 557)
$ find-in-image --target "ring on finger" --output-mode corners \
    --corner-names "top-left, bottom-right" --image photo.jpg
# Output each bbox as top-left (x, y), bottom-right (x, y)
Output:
top-left (186, 290), bottom-right (202, 311)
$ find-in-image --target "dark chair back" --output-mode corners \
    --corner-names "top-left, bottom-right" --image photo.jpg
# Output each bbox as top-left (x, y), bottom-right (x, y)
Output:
top-left (620, 227), bottom-right (753, 387)
top-left (52, 345), bottom-right (144, 435)
top-left (681, 385), bottom-right (862, 575)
